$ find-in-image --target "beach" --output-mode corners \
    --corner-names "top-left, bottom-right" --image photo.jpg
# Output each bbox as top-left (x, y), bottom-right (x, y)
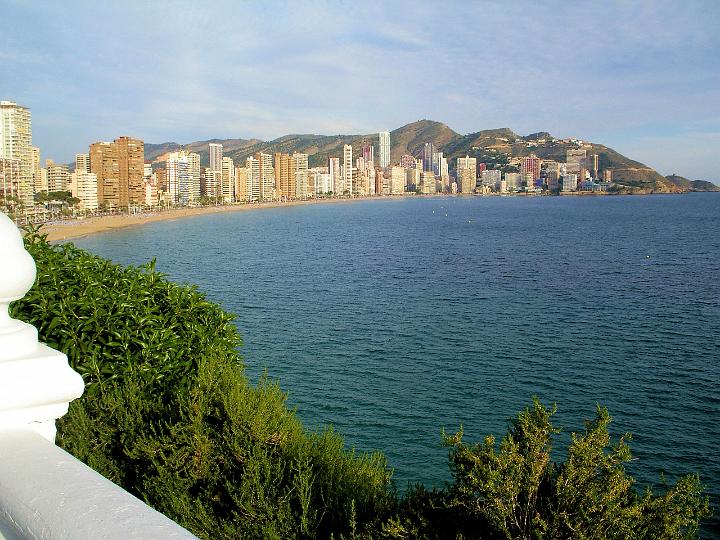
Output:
top-left (42, 197), bottom-right (378, 242)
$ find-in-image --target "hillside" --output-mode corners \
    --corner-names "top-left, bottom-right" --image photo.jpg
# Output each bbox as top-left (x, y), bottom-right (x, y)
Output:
top-left (145, 120), bottom-right (683, 192)
top-left (145, 138), bottom-right (261, 164)
top-left (665, 174), bottom-right (720, 192)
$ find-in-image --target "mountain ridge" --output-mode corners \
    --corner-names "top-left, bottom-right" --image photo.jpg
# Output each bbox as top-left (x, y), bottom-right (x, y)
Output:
top-left (144, 120), bottom-right (693, 193)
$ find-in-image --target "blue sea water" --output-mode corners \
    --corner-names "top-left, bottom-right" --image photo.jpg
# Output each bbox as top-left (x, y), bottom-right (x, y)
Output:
top-left (73, 194), bottom-right (720, 533)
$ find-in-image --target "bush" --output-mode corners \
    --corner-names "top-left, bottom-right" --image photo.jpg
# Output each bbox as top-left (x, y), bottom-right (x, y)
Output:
top-left (13, 229), bottom-right (393, 539)
top-left (385, 398), bottom-right (711, 540)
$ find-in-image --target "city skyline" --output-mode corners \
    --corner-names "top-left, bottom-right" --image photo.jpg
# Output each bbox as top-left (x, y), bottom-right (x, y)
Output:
top-left (2, 1), bottom-right (718, 179)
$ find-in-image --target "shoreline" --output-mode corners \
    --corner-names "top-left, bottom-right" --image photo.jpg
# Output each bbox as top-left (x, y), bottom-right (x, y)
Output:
top-left (42, 196), bottom-right (386, 242)
top-left (39, 190), bottom-right (698, 242)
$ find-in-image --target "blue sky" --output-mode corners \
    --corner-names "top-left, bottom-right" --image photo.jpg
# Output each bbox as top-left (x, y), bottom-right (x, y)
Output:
top-left (2, 0), bottom-right (719, 179)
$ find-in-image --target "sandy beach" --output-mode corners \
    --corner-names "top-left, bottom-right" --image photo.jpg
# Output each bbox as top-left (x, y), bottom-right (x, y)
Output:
top-left (41, 197), bottom-right (387, 242)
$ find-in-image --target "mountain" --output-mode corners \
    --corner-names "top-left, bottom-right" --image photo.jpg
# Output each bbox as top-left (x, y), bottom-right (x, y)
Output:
top-left (144, 120), bottom-right (688, 193)
top-left (144, 138), bottom-right (262, 164)
top-left (665, 174), bottom-right (720, 192)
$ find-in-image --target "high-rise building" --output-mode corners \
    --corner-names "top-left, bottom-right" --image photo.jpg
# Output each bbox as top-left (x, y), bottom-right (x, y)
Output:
top-left (521, 154), bottom-right (542, 184)
top-left (255, 152), bottom-right (274, 201)
top-left (588, 154), bottom-right (599, 178)
top-left (166, 152), bottom-right (190, 205)
top-left (457, 155), bottom-right (477, 193)
top-left (245, 156), bottom-right (261, 201)
top-left (343, 144), bottom-right (353, 195)
top-left (187, 152), bottom-right (201, 202)
top-left (274, 153), bottom-right (294, 200)
top-left (363, 145), bottom-right (375, 168)
top-left (421, 170), bottom-right (436, 194)
top-left (562, 174), bottom-right (578, 192)
top-left (89, 137), bottom-right (144, 208)
top-left (46, 161), bottom-right (69, 192)
top-left (293, 152), bottom-right (309, 199)
top-left (0, 101), bottom-right (33, 205)
top-left (221, 156), bottom-right (235, 202)
top-left (31, 147), bottom-right (44, 195)
top-left (504, 172), bottom-right (521, 191)
top-left (234, 166), bottom-right (248, 201)
top-left (90, 142), bottom-right (118, 207)
top-left (566, 148), bottom-right (586, 174)
top-left (390, 167), bottom-right (405, 194)
top-left (423, 143), bottom-right (434, 172)
top-left (378, 131), bottom-right (390, 168)
top-left (75, 153), bottom-right (90, 173)
top-left (209, 143), bottom-right (223, 172)
top-left (115, 136), bottom-right (144, 207)
top-left (329, 157), bottom-right (341, 194)
top-left (71, 171), bottom-right (98, 211)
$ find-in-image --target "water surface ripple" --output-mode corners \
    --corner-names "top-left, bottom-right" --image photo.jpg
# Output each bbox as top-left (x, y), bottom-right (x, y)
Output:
top-left (74, 194), bottom-right (720, 532)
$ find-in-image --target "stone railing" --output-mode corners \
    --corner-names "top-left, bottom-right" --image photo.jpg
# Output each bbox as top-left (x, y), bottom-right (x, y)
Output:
top-left (0, 212), bottom-right (197, 539)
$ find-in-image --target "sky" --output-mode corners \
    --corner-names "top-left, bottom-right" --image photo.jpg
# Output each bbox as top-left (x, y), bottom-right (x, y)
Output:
top-left (2, 0), bottom-right (719, 180)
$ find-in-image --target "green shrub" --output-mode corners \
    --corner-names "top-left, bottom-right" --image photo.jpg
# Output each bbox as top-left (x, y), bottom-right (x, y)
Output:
top-left (13, 229), bottom-right (393, 539)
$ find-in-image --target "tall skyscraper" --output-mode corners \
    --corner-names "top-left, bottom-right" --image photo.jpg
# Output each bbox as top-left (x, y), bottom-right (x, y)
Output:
top-left (274, 153), bottom-right (294, 200)
top-left (0, 101), bottom-right (33, 205)
top-left (245, 156), bottom-right (261, 201)
top-left (343, 144), bottom-right (353, 195)
top-left (234, 166), bottom-right (248, 201)
top-left (255, 152), bottom-right (274, 201)
top-left (329, 157), bottom-right (341, 194)
top-left (115, 136), bottom-right (144, 207)
top-left (89, 141), bottom-right (119, 207)
top-left (221, 157), bottom-right (235, 202)
top-left (209, 143), bottom-right (223, 172)
top-left (423, 143), bottom-right (434, 172)
top-left (457, 155), bottom-right (477, 193)
top-left (187, 152), bottom-right (201, 202)
top-left (293, 152), bottom-right (309, 199)
top-left (31, 147), bottom-right (44, 195)
top-left (89, 137), bottom-right (144, 208)
top-left (378, 131), bottom-right (390, 168)
top-left (166, 152), bottom-right (190, 205)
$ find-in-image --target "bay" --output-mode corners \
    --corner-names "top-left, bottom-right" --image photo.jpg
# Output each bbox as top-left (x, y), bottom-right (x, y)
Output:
top-left (73, 194), bottom-right (720, 532)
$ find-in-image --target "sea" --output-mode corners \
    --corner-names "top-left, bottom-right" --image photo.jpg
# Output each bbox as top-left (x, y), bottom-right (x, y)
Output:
top-left (73, 194), bottom-right (720, 534)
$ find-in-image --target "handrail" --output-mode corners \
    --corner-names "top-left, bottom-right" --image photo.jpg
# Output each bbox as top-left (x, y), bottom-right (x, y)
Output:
top-left (0, 211), bottom-right (196, 539)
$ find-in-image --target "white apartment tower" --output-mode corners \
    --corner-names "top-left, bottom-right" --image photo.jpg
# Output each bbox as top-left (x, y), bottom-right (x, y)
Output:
top-left (329, 157), bottom-right (341, 194)
top-left (245, 156), bottom-right (261, 201)
top-left (0, 101), bottom-right (33, 205)
top-left (221, 156), bottom-right (235, 203)
top-left (209, 143), bottom-right (223, 173)
top-left (343, 144), bottom-right (353, 195)
top-left (293, 152), bottom-right (309, 199)
top-left (379, 130), bottom-right (390, 168)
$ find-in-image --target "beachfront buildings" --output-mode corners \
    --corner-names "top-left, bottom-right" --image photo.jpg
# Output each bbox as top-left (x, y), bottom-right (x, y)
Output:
top-left (89, 137), bottom-right (145, 209)
top-left (379, 131), bottom-right (390, 169)
top-left (0, 101), bottom-right (34, 205)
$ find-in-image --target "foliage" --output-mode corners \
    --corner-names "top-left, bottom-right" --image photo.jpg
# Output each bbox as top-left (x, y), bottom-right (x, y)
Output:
top-left (386, 398), bottom-right (711, 540)
top-left (11, 229), bottom-right (711, 539)
top-left (13, 228), bottom-right (392, 539)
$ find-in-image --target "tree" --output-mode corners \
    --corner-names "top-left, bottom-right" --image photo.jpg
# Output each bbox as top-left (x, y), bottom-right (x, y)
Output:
top-left (436, 398), bottom-right (710, 540)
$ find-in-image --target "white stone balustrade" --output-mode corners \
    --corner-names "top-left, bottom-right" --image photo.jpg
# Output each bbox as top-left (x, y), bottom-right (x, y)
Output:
top-left (0, 212), bottom-right (197, 539)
